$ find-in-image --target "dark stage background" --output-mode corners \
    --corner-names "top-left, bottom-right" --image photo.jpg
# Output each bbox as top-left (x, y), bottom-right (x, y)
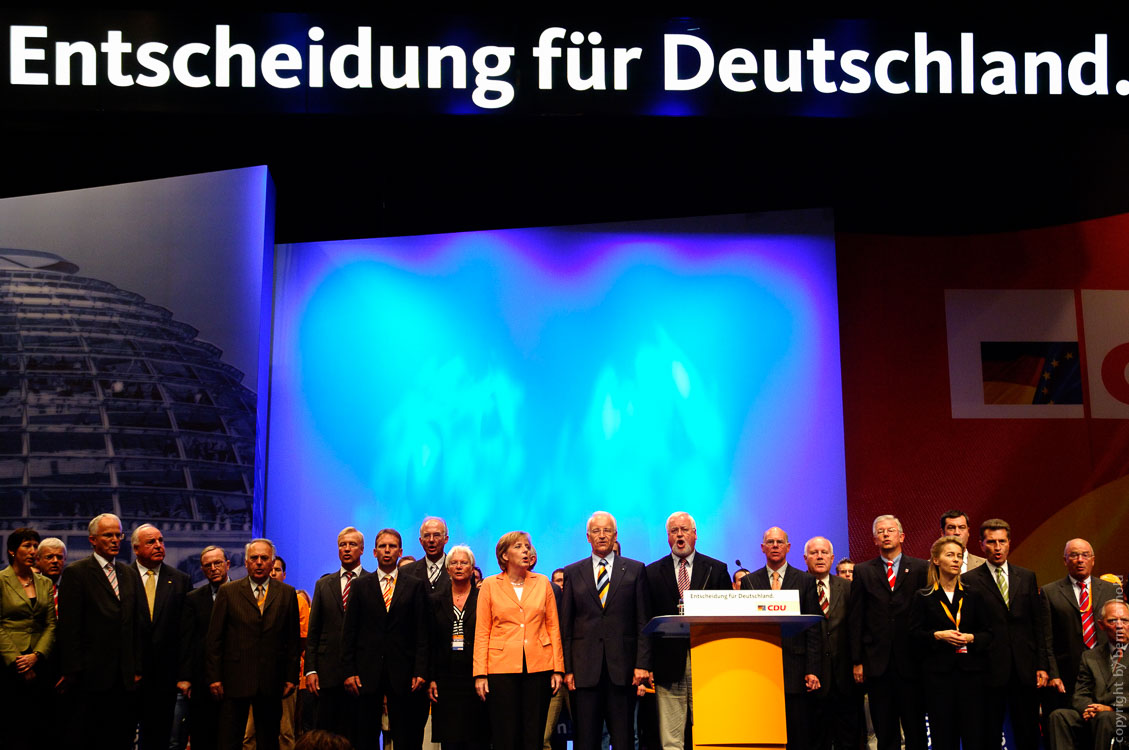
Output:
top-left (3, 10), bottom-right (1129, 578)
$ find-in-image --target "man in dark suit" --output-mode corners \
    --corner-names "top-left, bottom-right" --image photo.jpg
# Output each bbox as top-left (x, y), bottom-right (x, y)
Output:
top-left (177, 545), bottom-right (230, 750)
top-left (847, 514), bottom-right (929, 750)
top-left (132, 523), bottom-right (192, 750)
top-left (1042, 538), bottom-right (1121, 712)
top-left (342, 528), bottom-right (430, 750)
top-left (306, 526), bottom-right (367, 741)
top-left (561, 511), bottom-right (652, 750)
top-left (804, 536), bottom-right (861, 750)
top-left (398, 516), bottom-right (451, 593)
top-left (58, 512), bottom-right (145, 750)
top-left (740, 527), bottom-right (822, 750)
top-left (644, 511), bottom-right (730, 750)
top-left (962, 518), bottom-right (1049, 750)
top-left (939, 509), bottom-right (987, 572)
top-left (206, 538), bottom-right (300, 750)
top-left (1048, 599), bottom-right (1129, 750)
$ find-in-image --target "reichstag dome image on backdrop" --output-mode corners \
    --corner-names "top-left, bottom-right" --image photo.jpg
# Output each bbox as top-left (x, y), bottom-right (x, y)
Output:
top-left (0, 248), bottom-right (255, 580)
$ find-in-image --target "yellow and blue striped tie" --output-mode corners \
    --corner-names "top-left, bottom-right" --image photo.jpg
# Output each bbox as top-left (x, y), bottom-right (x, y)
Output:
top-left (597, 559), bottom-right (609, 608)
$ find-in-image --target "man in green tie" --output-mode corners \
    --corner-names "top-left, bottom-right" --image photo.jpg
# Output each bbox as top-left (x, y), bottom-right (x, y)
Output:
top-left (962, 518), bottom-right (1049, 750)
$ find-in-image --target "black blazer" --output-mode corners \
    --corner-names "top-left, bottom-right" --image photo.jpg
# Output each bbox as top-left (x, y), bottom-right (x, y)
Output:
top-left (306, 568), bottom-right (367, 689)
top-left (643, 551), bottom-right (730, 685)
top-left (962, 562), bottom-right (1048, 688)
top-left (741, 565), bottom-right (823, 693)
top-left (205, 577), bottom-right (300, 699)
top-left (561, 555), bottom-right (652, 688)
top-left (177, 582), bottom-right (217, 687)
top-left (847, 554), bottom-right (930, 680)
top-left (400, 557), bottom-right (451, 593)
top-left (58, 554), bottom-right (145, 692)
top-left (137, 562), bottom-right (191, 688)
top-left (1042, 575), bottom-right (1121, 693)
top-left (909, 584), bottom-right (993, 675)
top-left (426, 585), bottom-right (479, 683)
top-left (341, 570), bottom-right (429, 695)
top-left (814, 574), bottom-right (852, 694)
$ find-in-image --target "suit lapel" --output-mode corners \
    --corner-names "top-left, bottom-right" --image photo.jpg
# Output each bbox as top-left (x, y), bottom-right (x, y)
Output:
top-left (690, 557), bottom-right (711, 591)
top-left (240, 577), bottom-right (261, 614)
top-left (604, 558), bottom-right (626, 608)
top-left (493, 573), bottom-right (521, 608)
top-left (828, 576), bottom-right (846, 624)
top-left (88, 555), bottom-right (119, 600)
top-left (659, 557), bottom-right (679, 604)
top-left (1, 568), bottom-right (30, 605)
top-left (152, 564), bottom-right (172, 621)
top-left (583, 558), bottom-right (602, 608)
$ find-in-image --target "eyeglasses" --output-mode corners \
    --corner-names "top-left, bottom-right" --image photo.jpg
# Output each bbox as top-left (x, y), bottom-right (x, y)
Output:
top-left (202, 560), bottom-right (228, 569)
top-left (1067, 552), bottom-right (1094, 560)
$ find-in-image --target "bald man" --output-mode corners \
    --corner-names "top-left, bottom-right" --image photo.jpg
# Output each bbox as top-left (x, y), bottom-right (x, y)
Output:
top-left (741, 527), bottom-right (822, 750)
top-left (1042, 538), bottom-right (1121, 713)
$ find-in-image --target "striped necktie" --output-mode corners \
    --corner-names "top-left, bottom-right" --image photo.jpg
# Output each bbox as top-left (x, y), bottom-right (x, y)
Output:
top-left (1080, 581), bottom-right (1096, 649)
top-left (342, 570), bottom-right (354, 611)
top-left (104, 562), bottom-right (120, 599)
top-left (817, 579), bottom-right (829, 615)
top-left (596, 559), bottom-right (609, 608)
top-left (995, 566), bottom-right (1010, 607)
top-left (886, 560), bottom-right (896, 590)
top-left (383, 574), bottom-right (395, 609)
top-left (677, 559), bottom-right (689, 598)
top-left (255, 584), bottom-right (266, 613)
top-left (428, 561), bottom-right (441, 585)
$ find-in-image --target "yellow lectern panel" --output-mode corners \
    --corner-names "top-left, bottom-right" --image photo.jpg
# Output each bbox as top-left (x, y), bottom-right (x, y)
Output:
top-left (689, 623), bottom-right (787, 750)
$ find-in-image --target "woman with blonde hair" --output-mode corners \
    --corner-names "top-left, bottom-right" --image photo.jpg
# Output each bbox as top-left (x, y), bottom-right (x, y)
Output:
top-left (473, 531), bottom-right (563, 750)
top-left (910, 535), bottom-right (993, 750)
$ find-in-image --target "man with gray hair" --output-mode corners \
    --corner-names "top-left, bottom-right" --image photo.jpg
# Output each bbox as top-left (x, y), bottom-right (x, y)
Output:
top-left (178, 545), bottom-right (230, 750)
top-left (35, 537), bottom-right (66, 611)
top-left (58, 512), bottom-right (145, 749)
top-left (561, 511), bottom-right (652, 750)
top-left (644, 511), bottom-right (730, 750)
top-left (132, 523), bottom-right (192, 750)
top-left (847, 514), bottom-right (929, 750)
top-left (399, 516), bottom-right (450, 592)
top-left (206, 538), bottom-right (300, 750)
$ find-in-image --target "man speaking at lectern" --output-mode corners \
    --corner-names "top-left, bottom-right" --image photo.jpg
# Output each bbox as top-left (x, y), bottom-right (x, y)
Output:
top-left (560, 511), bottom-right (652, 750)
top-left (740, 527), bottom-right (822, 750)
top-left (644, 512), bottom-right (730, 750)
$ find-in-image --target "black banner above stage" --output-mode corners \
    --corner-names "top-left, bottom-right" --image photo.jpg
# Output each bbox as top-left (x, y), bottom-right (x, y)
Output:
top-left (5, 13), bottom-right (1129, 119)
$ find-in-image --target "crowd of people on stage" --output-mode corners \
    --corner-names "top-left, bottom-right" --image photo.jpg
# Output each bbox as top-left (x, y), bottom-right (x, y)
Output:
top-left (0, 508), bottom-right (1125, 750)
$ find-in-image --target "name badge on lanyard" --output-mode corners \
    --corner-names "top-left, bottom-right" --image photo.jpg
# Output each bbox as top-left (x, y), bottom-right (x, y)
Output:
top-left (452, 633), bottom-right (464, 651)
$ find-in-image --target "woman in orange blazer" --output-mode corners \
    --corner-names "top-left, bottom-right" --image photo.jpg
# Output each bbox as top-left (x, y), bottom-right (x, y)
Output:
top-left (474, 530), bottom-right (564, 750)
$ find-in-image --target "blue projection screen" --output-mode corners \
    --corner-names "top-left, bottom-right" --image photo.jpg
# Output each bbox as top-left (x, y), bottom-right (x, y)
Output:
top-left (266, 211), bottom-right (846, 590)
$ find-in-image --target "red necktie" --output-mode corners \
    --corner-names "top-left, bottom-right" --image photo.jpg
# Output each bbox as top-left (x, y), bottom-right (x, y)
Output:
top-left (886, 560), bottom-right (896, 590)
top-left (342, 570), bottom-right (354, 611)
top-left (677, 559), bottom-right (689, 598)
top-left (1080, 581), bottom-right (1096, 649)
top-left (818, 579), bottom-right (829, 615)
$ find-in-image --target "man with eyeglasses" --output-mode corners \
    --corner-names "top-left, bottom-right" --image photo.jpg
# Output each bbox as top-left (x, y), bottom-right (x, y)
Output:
top-left (399, 517), bottom-right (451, 593)
top-left (644, 511), bottom-right (730, 750)
top-left (178, 546), bottom-right (230, 750)
top-left (1042, 538), bottom-right (1121, 714)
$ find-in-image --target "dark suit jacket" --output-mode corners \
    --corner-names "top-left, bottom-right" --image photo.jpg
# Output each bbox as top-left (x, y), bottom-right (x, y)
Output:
top-left (909, 584), bottom-right (993, 674)
top-left (814, 574), bottom-right (852, 694)
top-left (561, 555), bottom-right (652, 688)
top-left (741, 564), bottom-right (822, 693)
top-left (341, 570), bottom-right (429, 695)
top-left (400, 557), bottom-right (450, 593)
top-left (58, 554), bottom-right (145, 692)
top-left (1072, 642), bottom-right (1129, 714)
top-left (643, 551), bottom-right (730, 685)
top-left (426, 584), bottom-right (479, 684)
top-left (962, 562), bottom-right (1047, 688)
top-left (205, 577), bottom-right (300, 699)
top-left (306, 568), bottom-right (367, 689)
top-left (847, 554), bottom-right (930, 680)
top-left (177, 582), bottom-right (218, 687)
top-left (1042, 575), bottom-right (1120, 693)
top-left (137, 561), bottom-right (191, 688)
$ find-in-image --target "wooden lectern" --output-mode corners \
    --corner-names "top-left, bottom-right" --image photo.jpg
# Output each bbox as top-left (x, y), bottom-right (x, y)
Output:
top-left (643, 614), bottom-right (822, 750)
